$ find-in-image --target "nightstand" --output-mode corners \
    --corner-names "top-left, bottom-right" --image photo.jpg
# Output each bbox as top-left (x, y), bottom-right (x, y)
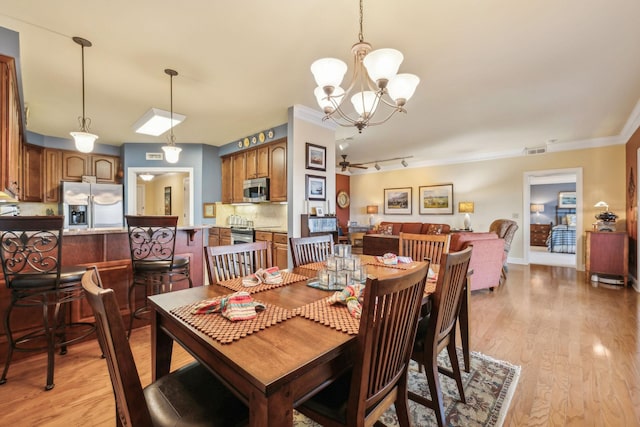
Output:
top-left (530, 223), bottom-right (551, 246)
top-left (585, 231), bottom-right (628, 286)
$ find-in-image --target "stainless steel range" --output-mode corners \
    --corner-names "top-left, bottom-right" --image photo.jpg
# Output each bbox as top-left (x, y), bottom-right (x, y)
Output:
top-left (230, 227), bottom-right (255, 244)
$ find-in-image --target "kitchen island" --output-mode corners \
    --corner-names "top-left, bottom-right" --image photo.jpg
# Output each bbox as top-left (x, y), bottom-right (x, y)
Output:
top-left (0, 225), bottom-right (205, 365)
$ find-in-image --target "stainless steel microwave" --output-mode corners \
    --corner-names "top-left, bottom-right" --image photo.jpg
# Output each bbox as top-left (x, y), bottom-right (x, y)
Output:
top-left (243, 177), bottom-right (270, 202)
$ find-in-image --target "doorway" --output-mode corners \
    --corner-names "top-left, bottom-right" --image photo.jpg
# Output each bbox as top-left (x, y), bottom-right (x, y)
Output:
top-left (127, 167), bottom-right (195, 226)
top-left (523, 168), bottom-right (583, 269)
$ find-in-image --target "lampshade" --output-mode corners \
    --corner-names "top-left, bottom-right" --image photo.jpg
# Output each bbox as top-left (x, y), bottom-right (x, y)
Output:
top-left (70, 131), bottom-right (98, 153)
top-left (162, 145), bottom-right (182, 164)
top-left (366, 205), bottom-right (378, 214)
top-left (161, 68), bottom-right (181, 163)
top-left (310, 57), bottom-right (348, 89)
top-left (362, 48), bottom-right (403, 83)
top-left (530, 203), bottom-right (545, 213)
top-left (458, 202), bottom-right (474, 213)
top-left (70, 37), bottom-right (98, 153)
top-left (594, 201), bottom-right (609, 210)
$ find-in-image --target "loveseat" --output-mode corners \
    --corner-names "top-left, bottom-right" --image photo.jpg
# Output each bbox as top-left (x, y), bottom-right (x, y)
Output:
top-left (449, 232), bottom-right (505, 291)
top-left (362, 222), bottom-right (450, 256)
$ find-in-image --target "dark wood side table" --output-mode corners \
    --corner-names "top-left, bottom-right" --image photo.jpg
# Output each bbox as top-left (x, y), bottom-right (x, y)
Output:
top-left (585, 231), bottom-right (628, 286)
top-left (530, 223), bottom-right (551, 246)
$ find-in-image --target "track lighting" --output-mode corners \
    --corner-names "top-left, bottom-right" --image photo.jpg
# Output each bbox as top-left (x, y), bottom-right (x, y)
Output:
top-left (401, 159), bottom-right (408, 167)
top-left (374, 163), bottom-right (381, 170)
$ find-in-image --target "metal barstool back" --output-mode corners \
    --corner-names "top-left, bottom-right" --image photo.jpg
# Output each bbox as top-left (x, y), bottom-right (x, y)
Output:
top-left (125, 215), bottom-right (191, 337)
top-left (0, 216), bottom-right (92, 390)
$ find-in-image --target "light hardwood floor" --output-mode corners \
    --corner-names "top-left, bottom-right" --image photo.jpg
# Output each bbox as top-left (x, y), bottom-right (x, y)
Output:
top-left (0, 264), bottom-right (638, 426)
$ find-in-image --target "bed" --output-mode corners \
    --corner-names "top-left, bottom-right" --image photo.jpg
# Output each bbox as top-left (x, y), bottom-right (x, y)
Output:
top-left (547, 225), bottom-right (576, 253)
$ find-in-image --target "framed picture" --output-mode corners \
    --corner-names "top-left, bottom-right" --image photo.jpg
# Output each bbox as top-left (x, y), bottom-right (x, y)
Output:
top-left (203, 202), bottom-right (216, 218)
top-left (419, 184), bottom-right (454, 215)
top-left (558, 191), bottom-right (576, 208)
top-left (384, 187), bottom-right (412, 215)
top-left (306, 174), bottom-right (326, 201)
top-left (164, 186), bottom-right (172, 215)
top-left (305, 143), bottom-right (326, 171)
top-left (315, 206), bottom-right (325, 217)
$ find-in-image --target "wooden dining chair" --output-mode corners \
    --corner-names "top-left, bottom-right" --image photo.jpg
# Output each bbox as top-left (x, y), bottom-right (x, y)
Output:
top-left (409, 247), bottom-right (473, 427)
top-left (399, 232), bottom-right (451, 265)
top-left (204, 241), bottom-right (272, 285)
top-left (296, 261), bottom-right (430, 427)
top-left (81, 269), bottom-right (249, 427)
top-left (289, 234), bottom-right (334, 267)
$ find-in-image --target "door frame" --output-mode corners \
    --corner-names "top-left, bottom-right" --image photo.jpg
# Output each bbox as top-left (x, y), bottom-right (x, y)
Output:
top-left (523, 167), bottom-right (583, 270)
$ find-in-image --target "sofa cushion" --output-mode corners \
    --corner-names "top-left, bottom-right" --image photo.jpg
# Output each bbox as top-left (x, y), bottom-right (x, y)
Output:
top-left (421, 223), bottom-right (450, 235)
top-left (400, 222), bottom-right (422, 234)
top-left (378, 224), bottom-right (394, 235)
top-left (379, 222), bottom-right (403, 235)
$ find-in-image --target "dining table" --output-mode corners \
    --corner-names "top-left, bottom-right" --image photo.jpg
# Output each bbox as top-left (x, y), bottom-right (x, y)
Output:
top-left (148, 255), bottom-right (459, 427)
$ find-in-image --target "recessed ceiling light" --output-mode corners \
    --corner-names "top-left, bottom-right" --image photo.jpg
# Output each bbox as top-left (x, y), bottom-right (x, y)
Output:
top-left (133, 107), bottom-right (185, 136)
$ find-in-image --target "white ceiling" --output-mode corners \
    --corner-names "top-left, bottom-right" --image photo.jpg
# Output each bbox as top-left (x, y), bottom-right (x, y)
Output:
top-left (1, 0), bottom-right (640, 168)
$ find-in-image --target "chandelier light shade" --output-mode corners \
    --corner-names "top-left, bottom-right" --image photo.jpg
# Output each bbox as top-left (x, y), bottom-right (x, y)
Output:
top-left (310, 0), bottom-right (419, 133)
top-left (70, 36), bottom-right (98, 153)
top-left (161, 69), bottom-right (182, 164)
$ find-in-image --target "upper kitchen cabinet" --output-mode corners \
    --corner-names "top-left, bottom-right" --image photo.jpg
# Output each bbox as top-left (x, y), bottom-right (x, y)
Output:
top-left (61, 151), bottom-right (120, 183)
top-left (44, 148), bottom-right (62, 202)
top-left (21, 143), bottom-right (43, 202)
top-left (246, 145), bottom-right (269, 179)
top-left (269, 139), bottom-right (287, 202)
top-left (0, 55), bottom-right (24, 198)
top-left (220, 138), bottom-right (287, 203)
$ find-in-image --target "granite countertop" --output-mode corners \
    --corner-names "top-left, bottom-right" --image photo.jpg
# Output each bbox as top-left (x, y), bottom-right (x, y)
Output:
top-left (253, 227), bottom-right (288, 234)
top-left (63, 225), bottom-right (207, 236)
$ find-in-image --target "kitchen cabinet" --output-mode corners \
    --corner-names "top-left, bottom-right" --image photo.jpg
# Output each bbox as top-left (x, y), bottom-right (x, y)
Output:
top-left (269, 139), bottom-right (287, 202)
top-left (231, 152), bottom-right (246, 203)
top-left (208, 226), bottom-right (221, 247)
top-left (44, 149), bottom-right (62, 202)
top-left (62, 151), bottom-right (120, 183)
top-left (246, 146), bottom-right (269, 179)
top-left (273, 232), bottom-right (289, 270)
top-left (0, 55), bottom-right (23, 197)
top-left (530, 223), bottom-right (551, 246)
top-left (220, 228), bottom-right (232, 246)
top-left (585, 231), bottom-right (628, 286)
top-left (21, 143), bottom-right (43, 202)
top-left (221, 156), bottom-right (232, 203)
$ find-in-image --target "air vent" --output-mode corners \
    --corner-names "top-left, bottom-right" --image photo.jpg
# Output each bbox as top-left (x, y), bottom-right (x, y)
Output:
top-left (525, 146), bottom-right (547, 155)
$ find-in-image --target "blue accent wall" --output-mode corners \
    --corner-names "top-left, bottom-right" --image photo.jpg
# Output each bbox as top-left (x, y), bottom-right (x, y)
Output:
top-left (218, 123), bottom-right (288, 156)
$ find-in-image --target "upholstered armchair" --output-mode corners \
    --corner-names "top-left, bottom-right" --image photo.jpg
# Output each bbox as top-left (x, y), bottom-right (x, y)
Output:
top-left (489, 219), bottom-right (519, 282)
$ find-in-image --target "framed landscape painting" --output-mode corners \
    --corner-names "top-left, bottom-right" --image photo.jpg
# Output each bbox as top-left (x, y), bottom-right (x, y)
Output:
top-left (384, 187), bottom-right (412, 215)
top-left (558, 191), bottom-right (576, 208)
top-left (419, 184), bottom-right (454, 214)
top-left (305, 143), bottom-right (326, 171)
top-left (306, 174), bottom-right (326, 201)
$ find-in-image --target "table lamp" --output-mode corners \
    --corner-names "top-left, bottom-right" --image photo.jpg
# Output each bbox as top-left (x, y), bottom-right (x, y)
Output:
top-left (366, 205), bottom-right (378, 226)
top-left (530, 203), bottom-right (544, 223)
top-left (458, 202), bottom-right (474, 230)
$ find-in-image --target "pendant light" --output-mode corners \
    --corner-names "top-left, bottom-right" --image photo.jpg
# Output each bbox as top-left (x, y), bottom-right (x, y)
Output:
top-left (70, 36), bottom-right (98, 153)
top-left (161, 69), bottom-right (182, 164)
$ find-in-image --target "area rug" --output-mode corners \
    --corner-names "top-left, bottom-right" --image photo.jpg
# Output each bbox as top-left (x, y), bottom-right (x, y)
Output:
top-left (293, 350), bottom-right (520, 427)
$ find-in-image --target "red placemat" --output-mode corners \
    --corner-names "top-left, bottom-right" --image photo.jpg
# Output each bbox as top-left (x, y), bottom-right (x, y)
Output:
top-left (171, 298), bottom-right (294, 344)
top-left (294, 297), bottom-right (360, 335)
top-left (217, 271), bottom-right (309, 293)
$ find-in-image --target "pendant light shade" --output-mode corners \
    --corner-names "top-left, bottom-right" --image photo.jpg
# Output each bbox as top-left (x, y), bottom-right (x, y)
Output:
top-left (70, 36), bottom-right (98, 153)
top-left (161, 68), bottom-right (181, 164)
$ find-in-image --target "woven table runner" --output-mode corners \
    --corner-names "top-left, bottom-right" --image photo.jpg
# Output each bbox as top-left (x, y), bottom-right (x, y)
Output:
top-left (218, 271), bottom-right (309, 293)
top-left (294, 298), bottom-right (360, 335)
top-left (171, 298), bottom-right (294, 344)
top-left (298, 261), bottom-right (326, 271)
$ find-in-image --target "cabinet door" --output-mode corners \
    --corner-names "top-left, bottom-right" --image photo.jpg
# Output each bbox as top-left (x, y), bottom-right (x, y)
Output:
top-left (1, 58), bottom-right (23, 197)
top-left (246, 149), bottom-right (257, 179)
top-left (62, 152), bottom-right (89, 181)
top-left (221, 156), bottom-right (233, 203)
top-left (232, 153), bottom-right (246, 203)
top-left (21, 143), bottom-right (43, 202)
top-left (91, 155), bottom-right (118, 183)
top-left (44, 149), bottom-right (62, 202)
top-left (269, 140), bottom-right (287, 202)
top-left (256, 146), bottom-right (269, 178)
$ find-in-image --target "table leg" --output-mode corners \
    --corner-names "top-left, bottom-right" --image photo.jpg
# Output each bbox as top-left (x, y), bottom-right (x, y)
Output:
top-left (249, 383), bottom-right (293, 427)
top-left (151, 309), bottom-right (173, 381)
top-left (459, 280), bottom-right (470, 372)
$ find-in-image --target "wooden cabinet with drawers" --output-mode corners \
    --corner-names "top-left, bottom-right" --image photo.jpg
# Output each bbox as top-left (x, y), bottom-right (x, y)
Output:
top-left (219, 227), bottom-right (232, 246)
top-left (530, 223), bottom-right (551, 246)
top-left (273, 232), bottom-right (289, 270)
top-left (585, 231), bottom-right (628, 286)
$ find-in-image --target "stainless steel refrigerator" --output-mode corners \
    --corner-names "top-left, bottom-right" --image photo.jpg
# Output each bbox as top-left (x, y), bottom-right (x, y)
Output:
top-left (60, 182), bottom-right (124, 229)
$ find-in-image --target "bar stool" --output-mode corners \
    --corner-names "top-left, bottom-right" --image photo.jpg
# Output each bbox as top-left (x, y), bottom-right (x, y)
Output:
top-left (125, 215), bottom-right (191, 337)
top-left (0, 216), bottom-right (93, 390)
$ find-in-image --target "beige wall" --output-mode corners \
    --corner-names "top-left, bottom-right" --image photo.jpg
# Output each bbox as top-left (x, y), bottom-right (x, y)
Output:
top-left (140, 173), bottom-right (189, 225)
top-left (349, 144), bottom-right (625, 268)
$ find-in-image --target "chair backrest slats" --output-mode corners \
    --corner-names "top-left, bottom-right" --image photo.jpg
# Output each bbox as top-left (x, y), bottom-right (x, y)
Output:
top-left (346, 261), bottom-right (430, 424)
top-left (125, 215), bottom-right (179, 264)
top-left (289, 235), bottom-right (334, 267)
top-left (399, 232), bottom-right (450, 266)
top-left (204, 241), bottom-right (272, 284)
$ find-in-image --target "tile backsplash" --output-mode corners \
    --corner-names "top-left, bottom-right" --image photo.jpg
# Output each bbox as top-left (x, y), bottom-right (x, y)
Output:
top-left (216, 203), bottom-right (287, 228)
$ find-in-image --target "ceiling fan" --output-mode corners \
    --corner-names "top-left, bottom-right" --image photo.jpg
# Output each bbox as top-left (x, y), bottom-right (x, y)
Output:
top-left (338, 155), bottom-right (368, 172)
